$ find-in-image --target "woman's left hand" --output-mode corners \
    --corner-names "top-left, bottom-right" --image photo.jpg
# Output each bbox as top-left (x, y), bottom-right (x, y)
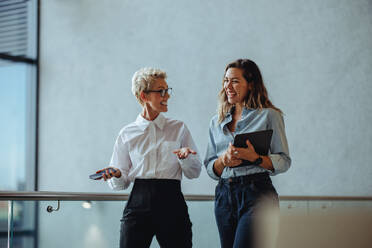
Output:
top-left (233, 139), bottom-right (260, 162)
top-left (173, 147), bottom-right (197, 159)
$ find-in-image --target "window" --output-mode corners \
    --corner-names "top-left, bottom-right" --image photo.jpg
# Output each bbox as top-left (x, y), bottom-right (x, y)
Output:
top-left (0, 0), bottom-right (38, 247)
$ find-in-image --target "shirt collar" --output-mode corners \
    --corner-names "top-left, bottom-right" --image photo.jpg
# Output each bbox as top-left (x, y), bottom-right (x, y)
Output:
top-left (219, 107), bottom-right (251, 130)
top-left (219, 112), bottom-right (232, 130)
top-left (135, 113), bottom-right (166, 131)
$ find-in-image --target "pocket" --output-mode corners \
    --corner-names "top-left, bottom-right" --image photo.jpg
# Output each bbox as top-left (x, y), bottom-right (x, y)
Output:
top-left (124, 190), bottom-right (149, 210)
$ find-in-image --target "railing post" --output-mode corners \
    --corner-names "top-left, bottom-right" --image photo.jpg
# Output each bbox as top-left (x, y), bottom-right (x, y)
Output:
top-left (7, 200), bottom-right (14, 248)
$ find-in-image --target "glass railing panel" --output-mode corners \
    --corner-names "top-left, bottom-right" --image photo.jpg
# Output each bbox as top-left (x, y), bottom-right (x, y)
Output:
top-left (0, 200), bottom-right (36, 248)
top-left (279, 200), bottom-right (308, 215)
top-left (1, 195), bottom-right (372, 248)
top-left (38, 201), bottom-right (124, 248)
top-left (308, 200), bottom-right (372, 213)
top-left (0, 236), bottom-right (34, 248)
top-left (178, 201), bottom-right (218, 248)
top-left (277, 200), bottom-right (372, 248)
top-left (37, 200), bottom-right (220, 248)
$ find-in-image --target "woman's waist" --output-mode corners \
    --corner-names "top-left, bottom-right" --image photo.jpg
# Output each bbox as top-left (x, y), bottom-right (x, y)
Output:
top-left (220, 166), bottom-right (271, 180)
top-left (132, 178), bottom-right (182, 194)
top-left (128, 163), bottom-right (183, 180)
top-left (220, 172), bottom-right (269, 182)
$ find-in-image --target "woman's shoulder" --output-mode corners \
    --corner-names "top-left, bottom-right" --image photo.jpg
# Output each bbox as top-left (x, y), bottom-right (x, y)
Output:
top-left (208, 114), bottom-right (220, 127)
top-left (118, 116), bottom-right (148, 135)
top-left (118, 121), bottom-right (137, 135)
top-left (260, 108), bottom-right (284, 126)
top-left (256, 108), bottom-right (283, 118)
top-left (164, 117), bottom-right (186, 129)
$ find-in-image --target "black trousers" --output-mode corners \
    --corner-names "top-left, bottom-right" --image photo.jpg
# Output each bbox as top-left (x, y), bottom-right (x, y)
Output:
top-left (120, 179), bottom-right (192, 248)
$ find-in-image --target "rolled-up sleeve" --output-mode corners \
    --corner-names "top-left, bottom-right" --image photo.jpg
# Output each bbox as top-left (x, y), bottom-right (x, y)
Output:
top-left (268, 110), bottom-right (291, 175)
top-left (178, 124), bottom-right (202, 179)
top-left (107, 133), bottom-right (132, 190)
top-left (204, 120), bottom-right (220, 180)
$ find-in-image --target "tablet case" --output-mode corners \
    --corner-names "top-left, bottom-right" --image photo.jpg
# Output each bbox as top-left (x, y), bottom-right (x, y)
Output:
top-left (233, 129), bottom-right (273, 167)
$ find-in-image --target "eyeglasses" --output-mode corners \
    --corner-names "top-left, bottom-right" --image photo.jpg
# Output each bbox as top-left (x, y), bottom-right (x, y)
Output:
top-left (144, 88), bottom-right (172, 97)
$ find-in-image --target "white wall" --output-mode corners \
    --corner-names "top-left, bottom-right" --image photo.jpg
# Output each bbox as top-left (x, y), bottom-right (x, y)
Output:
top-left (39, 0), bottom-right (372, 196)
top-left (38, 0), bottom-right (372, 247)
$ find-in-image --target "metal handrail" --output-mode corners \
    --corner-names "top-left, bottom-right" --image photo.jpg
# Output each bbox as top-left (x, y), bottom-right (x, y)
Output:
top-left (0, 191), bottom-right (372, 201)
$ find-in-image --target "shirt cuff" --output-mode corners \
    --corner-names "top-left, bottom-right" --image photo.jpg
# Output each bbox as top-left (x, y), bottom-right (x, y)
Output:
top-left (107, 173), bottom-right (130, 190)
top-left (177, 154), bottom-right (193, 167)
top-left (177, 154), bottom-right (202, 179)
top-left (268, 154), bottom-right (290, 176)
top-left (206, 158), bottom-right (220, 180)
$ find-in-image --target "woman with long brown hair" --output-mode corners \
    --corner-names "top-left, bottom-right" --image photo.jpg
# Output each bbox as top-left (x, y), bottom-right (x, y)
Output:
top-left (204, 59), bottom-right (291, 248)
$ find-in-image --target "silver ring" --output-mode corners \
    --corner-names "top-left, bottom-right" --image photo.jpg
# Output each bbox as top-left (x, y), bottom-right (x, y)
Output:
top-left (234, 151), bottom-right (238, 155)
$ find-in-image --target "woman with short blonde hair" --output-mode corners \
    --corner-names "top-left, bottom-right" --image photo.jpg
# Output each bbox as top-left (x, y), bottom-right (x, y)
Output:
top-left (131, 67), bottom-right (167, 105)
top-left (97, 67), bottom-right (202, 248)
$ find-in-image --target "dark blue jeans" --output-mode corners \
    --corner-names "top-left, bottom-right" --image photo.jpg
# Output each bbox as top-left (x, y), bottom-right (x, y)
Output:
top-left (215, 173), bottom-right (279, 248)
top-left (120, 179), bottom-right (192, 248)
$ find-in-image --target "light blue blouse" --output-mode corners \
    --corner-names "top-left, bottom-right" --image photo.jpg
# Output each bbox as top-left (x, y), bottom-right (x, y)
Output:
top-left (204, 108), bottom-right (291, 180)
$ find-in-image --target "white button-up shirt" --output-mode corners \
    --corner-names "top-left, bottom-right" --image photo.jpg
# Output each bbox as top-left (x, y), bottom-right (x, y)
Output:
top-left (107, 113), bottom-right (202, 190)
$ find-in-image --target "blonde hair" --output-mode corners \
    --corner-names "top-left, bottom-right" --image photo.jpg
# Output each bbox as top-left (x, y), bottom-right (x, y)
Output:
top-left (131, 67), bottom-right (167, 105)
top-left (218, 59), bottom-right (282, 123)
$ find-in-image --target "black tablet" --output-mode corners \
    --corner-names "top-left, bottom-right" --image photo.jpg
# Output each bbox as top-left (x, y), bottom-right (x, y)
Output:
top-left (233, 130), bottom-right (273, 166)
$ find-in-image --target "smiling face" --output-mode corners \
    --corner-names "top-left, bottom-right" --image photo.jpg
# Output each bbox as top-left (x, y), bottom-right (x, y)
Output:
top-left (223, 68), bottom-right (251, 105)
top-left (142, 78), bottom-right (170, 114)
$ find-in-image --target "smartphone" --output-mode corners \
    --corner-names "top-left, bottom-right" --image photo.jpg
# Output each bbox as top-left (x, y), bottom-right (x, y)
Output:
top-left (89, 168), bottom-right (117, 180)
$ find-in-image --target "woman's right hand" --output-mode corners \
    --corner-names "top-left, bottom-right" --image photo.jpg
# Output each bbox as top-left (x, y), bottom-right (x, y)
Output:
top-left (221, 143), bottom-right (242, 167)
top-left (96, 167), bottom-right (121, 181)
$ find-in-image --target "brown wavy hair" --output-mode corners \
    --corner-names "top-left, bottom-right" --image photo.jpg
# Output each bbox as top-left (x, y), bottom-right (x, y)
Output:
top-left (218, 59), bottom-right (282, 123)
